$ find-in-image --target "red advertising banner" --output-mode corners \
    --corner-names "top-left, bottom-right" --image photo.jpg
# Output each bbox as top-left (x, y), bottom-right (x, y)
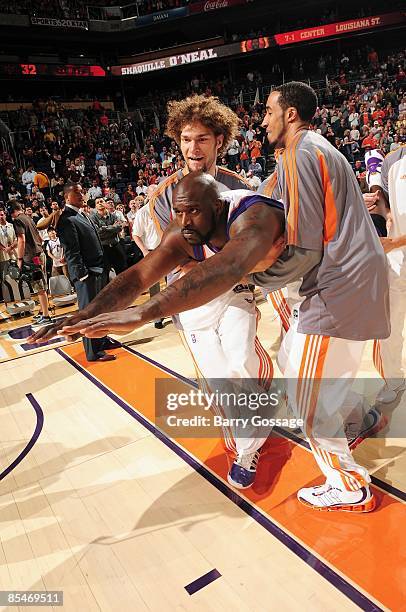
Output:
top-left (189, 0), bottom-right (247, 15)
top-left (274, 12), bottom-right (405, 46)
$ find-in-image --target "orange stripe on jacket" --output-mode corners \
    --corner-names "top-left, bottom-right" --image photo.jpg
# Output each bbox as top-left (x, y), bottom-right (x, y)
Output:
top-left (283, 137), bottom-right (300, 245)
top-left (315, 148), bottom-right (338, 244)
top-left (149, 168), bottom-right (188, 236)
top-left (262, 171), bottom-right (278, 198)
top-left (219, 166), bottom-right (251, 189)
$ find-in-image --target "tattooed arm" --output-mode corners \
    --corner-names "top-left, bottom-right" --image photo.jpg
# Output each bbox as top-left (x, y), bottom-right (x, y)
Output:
top-left (27, 225), bottom-right (190, 343)
top-left (65, 204), bottom-right (285, 338)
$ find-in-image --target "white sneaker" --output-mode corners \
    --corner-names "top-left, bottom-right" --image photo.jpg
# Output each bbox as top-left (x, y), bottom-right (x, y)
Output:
top-left (376, 381), bottom-right (406, 404)
top-left (297, 482), bottom-right (375, 512)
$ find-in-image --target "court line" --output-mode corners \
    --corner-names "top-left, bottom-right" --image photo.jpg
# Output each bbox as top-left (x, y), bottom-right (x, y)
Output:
top-left (185, 569), bottom-right (222, 595)
top-left (56, 347), bottom-right (383, 612)
top-left (0, 393), bottom-right (44, 482)
top-left (123, 345), bottom-right (406, 504)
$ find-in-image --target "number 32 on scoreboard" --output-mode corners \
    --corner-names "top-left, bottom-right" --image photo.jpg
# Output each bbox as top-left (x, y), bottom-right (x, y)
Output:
top-left (20, 64), bottom-right (37, 75)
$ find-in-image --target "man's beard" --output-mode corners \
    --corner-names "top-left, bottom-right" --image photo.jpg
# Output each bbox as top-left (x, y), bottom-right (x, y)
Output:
top-left (181, 213), bottom-right (216, 245)
top-left (181, 226), bottom-right (214, 245)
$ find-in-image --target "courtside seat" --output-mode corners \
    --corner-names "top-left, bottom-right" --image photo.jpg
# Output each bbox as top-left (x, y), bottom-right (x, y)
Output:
top-left (49, 275), bottom-right (77, 309)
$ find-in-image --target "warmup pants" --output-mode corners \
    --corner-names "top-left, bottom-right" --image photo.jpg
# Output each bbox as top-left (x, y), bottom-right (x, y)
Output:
top-left (278, 308), bottom-right (370, 492)
top-left (181, 288), bottom-right (274, 455)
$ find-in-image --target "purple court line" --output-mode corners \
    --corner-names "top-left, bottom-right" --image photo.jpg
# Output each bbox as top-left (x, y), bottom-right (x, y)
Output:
top-left (55, 346), bottom-right (383, 612)
top-left (7, 316), bottom-right (67, 340)
top-left (185, 569), bottom-right (221, 595)
top-left (123, 344), bottom-right (199, 388)
top-left (0, 393), bottom-right (44, 481)
top-left (20, 337), bottom-right (65, 351)
top-left (122, 346), bottom-right (406, 503)
top-left (122, 346), bottom-right (406, 504)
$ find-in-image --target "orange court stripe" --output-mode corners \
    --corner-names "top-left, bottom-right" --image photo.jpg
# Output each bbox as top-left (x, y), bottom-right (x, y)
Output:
top-left (61, 342), bottom-right (406, 611)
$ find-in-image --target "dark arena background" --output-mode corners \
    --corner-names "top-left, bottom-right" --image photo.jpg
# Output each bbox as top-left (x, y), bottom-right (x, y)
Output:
top-left (0, 1), bottom-right (405, 610)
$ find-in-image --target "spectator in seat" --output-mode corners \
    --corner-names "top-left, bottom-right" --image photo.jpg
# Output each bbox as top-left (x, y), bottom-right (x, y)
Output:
top-left (107, 186), bottom-right (121, 205)
top-left (122, 184), bottom-right (137, 208)
top-left (33, 170), bottom-right (50, 199)
top-left (362, 130), bottom-right (378, 150)
top-left (22, 165), bottom-right (37, 195)
top-left (246, 169), bottom-right (261, 190)
top-left (248, 157), bottom-right (262, 178)
top-left (92, 198), bottom-right (127, 283)
top-left (46, 227), bottom-right (69, 278)
top-left (87, 179), bottom-right (102, 200)
top-left (226, 138), bottom-right (240, 171)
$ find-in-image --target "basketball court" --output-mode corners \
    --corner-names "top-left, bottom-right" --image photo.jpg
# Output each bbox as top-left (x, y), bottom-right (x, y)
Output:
top-left (1, 299), bottom-right (405, 611)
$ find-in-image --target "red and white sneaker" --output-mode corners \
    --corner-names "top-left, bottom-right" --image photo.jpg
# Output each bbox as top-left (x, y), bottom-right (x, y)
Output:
top-left (346, 407), bottom-right (388, 450)
top-left (297, 483), bottom-right (375, 512)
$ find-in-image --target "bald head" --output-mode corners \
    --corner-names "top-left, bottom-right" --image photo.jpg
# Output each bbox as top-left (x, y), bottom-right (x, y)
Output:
top-left (174, 171), bottom-right (220, 205)
top-left (173, 171), bottom-right (223, 245)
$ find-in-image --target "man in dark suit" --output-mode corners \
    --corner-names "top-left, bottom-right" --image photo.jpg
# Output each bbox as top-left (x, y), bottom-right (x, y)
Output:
top-left (58, 183), bottom-right (116, 362)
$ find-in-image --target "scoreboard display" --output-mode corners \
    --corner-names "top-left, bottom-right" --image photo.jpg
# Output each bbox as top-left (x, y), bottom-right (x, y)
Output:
top-left (0, 64), bottom-right (106, 78)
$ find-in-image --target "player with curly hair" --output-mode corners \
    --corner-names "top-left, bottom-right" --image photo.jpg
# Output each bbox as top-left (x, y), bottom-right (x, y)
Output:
top-left (148, 94), bottom-right (275, 489)
top-left (150, 94), bottom-right (248, 231)
top-left (165, 94), bottom-right (240, 160)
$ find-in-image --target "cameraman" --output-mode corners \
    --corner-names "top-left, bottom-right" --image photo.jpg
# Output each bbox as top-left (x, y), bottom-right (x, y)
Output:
top-left (8, 201), bottom-right (52, 326)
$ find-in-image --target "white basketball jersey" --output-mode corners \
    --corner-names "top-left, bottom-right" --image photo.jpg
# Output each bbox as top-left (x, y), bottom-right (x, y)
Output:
top-left (177, 189), bottom-right (283, 330)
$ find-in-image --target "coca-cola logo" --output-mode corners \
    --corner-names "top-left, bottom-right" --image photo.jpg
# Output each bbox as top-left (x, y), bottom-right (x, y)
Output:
top-left (204, 0), bottom-right (229, 12)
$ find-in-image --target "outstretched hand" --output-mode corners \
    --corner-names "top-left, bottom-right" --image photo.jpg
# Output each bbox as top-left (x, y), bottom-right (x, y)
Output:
top-left (27, 312), bottom-right (85, 344)
top-left (59, 309), bottom-right (145, 338)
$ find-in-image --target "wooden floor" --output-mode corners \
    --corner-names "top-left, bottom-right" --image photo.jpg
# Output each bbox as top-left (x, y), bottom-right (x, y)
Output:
top-left (0, 300), bottom-right (405, 611)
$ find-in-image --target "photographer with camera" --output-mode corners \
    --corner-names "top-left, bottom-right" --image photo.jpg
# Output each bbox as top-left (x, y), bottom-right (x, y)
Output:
top-left (8, 201), bottom-right (52, 326)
